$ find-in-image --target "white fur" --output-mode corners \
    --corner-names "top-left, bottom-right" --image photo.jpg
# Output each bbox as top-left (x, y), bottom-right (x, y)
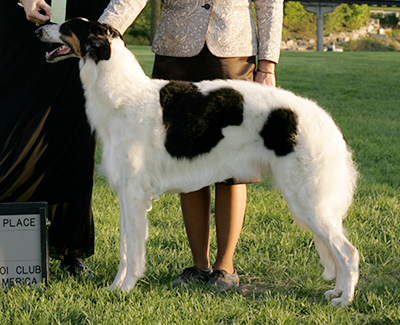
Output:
top-left (39, 20), bottom-right (359, 307)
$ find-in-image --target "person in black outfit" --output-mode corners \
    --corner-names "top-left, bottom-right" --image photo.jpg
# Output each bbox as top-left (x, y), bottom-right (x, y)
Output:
top-left (0, 0), bottom-right (110, 276)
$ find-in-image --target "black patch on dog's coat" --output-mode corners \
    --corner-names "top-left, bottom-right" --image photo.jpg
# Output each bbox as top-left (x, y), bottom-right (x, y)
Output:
top-left (260, 108), bottom-right (298, 156)
top-left (160, 81), bottom-right (244, 159)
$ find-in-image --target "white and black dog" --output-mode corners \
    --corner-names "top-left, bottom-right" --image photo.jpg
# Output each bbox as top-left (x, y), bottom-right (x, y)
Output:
top-left (37, 18), bottom-right (359, 307)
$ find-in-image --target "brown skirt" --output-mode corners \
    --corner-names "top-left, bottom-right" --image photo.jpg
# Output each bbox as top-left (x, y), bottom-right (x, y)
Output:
top-left (152, 45), bottom-right (256, 82)
top-left (152, 45), bottom-right (260, 184)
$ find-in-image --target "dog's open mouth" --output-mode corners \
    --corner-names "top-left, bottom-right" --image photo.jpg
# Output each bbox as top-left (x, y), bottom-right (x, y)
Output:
top-left (45, 44), bottom-right (72, 62)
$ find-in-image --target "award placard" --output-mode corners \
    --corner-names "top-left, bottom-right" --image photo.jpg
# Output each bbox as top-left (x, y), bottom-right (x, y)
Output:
top-left (50, 0), bottom-right (67, 24)
top-left (0, 202), bottom-right (49, 289)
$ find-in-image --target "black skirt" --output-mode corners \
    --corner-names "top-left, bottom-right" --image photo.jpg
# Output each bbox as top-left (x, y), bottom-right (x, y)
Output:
top-left (0, 0), bottom-right (109, 259)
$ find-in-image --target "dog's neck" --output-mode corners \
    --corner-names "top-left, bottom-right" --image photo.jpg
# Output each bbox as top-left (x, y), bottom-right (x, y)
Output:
top-left (80, 37), bottom-right (151, 92)
top-left (79, 37), bottom-right (153, 112)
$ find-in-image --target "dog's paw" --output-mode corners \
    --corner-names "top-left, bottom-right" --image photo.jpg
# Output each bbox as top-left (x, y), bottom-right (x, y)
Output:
top-left (108, 283), bottom-right (119, 291)
top-left (324, 289), bottom-right (342, 300)
top-left (330, 297), bottom-right (350, 308)
top-left (120, 277), bottom-right (138, 291)
top-left (109, 277), bottom-right (125, 291)
top-left (101, 285), bottom-right (114, 291)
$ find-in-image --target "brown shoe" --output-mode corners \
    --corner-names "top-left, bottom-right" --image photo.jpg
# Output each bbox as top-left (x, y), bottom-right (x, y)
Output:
top-left (172, 266), bottom-right (212, 287)
top-left (208, 269), bottom-right (239, 291)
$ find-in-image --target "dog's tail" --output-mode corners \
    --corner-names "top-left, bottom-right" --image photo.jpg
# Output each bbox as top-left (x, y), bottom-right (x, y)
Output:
top-left (314, 235), bottom-right (336, 280)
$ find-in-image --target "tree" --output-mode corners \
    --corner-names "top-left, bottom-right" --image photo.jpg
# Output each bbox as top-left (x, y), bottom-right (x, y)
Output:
top-left (150, 0), bottom-right (161, 42)
top-left (283, 3), bottom-right (370, 40)
top-left (124, 3), bottom-right (152, 45)
top-left (124, 1), bottom-right (162, 45)
top-left (324, 4), bottom-right (370, 33)
top-left (283, 2), bottom-right (316, 40)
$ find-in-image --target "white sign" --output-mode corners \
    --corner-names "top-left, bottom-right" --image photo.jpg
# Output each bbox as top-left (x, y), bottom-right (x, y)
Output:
top-left (0, 203), bottom-right (48, 289)
top-left (50, 0), bottom-right (67, 24)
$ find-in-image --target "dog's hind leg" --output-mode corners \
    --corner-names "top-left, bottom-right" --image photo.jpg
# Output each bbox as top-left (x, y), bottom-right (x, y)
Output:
top-left (321, 233), bottom-right (358, 307)
top-left (313, 234), bottom-right (336, 281)
top-left (313, 232), bottom-right (358, 307)
top-left (109, 206), bottom-right (127, 290)
top-left (272, 157), bottom-right (358, 307)
top-left (319, 231), bottom-right (358, 307)
top-left (314, 233), bottom-right (348, 301)
top-left (111, 185), bottom-right (150, 291)
top-left (290, 204), bottom-right (358, 307)
top-left (284, 198), bottom-right (358, 307)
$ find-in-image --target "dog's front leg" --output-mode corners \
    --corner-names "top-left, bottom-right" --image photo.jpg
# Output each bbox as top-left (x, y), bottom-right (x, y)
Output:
top-left (110, 185), bottom-right (150, 291)
top-left (109, 198), bottom-right (128, 290)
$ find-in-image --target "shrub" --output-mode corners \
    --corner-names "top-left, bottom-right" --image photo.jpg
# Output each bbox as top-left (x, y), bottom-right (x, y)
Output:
top-left (371, 12), bottom-right (400, 29)
top-left (348, 35), bottom-right (400, 51)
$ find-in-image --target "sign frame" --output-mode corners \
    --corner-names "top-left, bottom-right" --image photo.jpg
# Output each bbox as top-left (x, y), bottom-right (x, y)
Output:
top-left (0, 202), bottom-right (49, 289)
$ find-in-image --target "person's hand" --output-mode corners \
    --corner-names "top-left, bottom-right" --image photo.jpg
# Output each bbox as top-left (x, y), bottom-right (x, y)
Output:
top-left (20, 0), bottom-right (51, 26)
top-left (254, 60), bottom-right (277, 87)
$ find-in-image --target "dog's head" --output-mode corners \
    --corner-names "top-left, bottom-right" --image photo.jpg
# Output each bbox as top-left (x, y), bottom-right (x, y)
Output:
top-left (36, 18), bottom-right (122, 63)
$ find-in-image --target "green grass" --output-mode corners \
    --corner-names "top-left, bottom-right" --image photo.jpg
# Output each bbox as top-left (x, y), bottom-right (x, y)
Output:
top-left (1, 49), bottom-right (399, 324)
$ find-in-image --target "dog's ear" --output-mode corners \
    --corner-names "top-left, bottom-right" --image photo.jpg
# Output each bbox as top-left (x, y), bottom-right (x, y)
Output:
top-left (84, 33), bottom-right (111, 62)
top-left (84, 23), bottom-right (122, 62)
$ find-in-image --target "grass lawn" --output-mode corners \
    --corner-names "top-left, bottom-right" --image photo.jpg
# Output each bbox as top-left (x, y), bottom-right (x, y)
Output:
top-left (1, 48), bottom-right (399, 324)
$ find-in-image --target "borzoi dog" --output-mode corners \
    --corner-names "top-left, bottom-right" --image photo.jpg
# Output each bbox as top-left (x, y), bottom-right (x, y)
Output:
top-left (37, 18), bottom-right (359, 307)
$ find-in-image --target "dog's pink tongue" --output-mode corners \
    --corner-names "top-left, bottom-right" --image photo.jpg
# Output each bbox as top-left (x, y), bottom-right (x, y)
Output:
top-left (46, 45), bottom-right (71, 59)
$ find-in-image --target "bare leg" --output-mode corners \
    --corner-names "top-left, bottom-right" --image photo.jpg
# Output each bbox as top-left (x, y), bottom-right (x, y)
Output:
top-left (213, 183), bottom-right (247, 273)
top-left (180, 187), bottom-right (212, 270)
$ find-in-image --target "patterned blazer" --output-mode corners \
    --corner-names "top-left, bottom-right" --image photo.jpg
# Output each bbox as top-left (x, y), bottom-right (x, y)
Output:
top-left (99, 0), bottom-right (284, 63)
